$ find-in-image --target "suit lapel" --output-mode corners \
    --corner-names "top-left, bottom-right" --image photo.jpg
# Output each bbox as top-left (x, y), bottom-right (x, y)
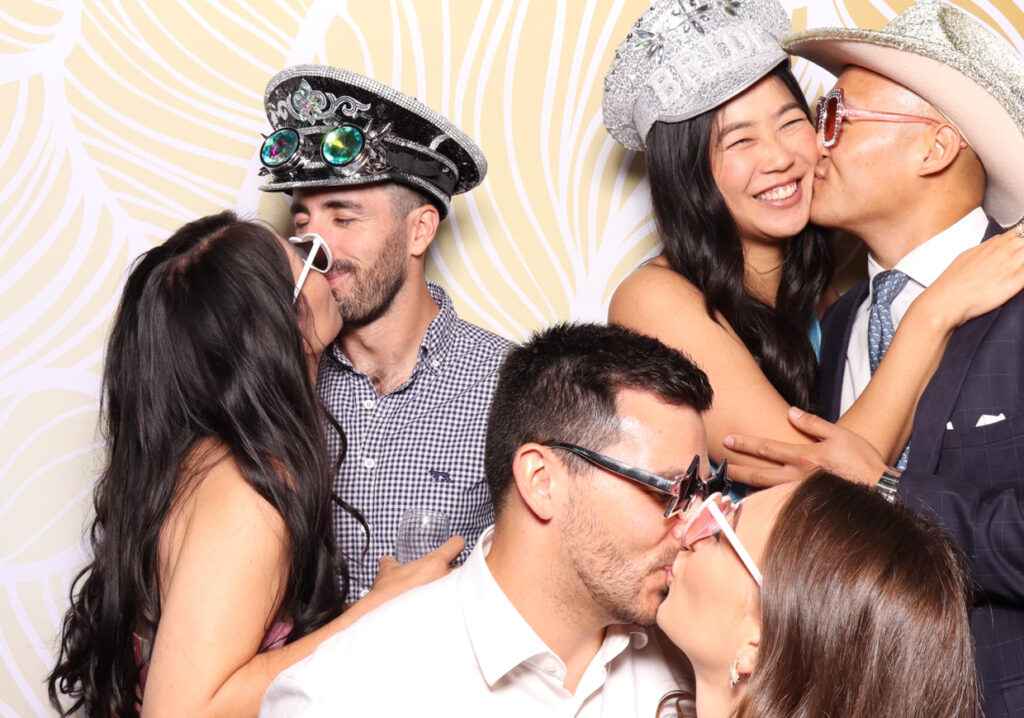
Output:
top-left (908, 218), bottom-right (1005, 473)
top-left (818, 282), bottom-right (868, 422)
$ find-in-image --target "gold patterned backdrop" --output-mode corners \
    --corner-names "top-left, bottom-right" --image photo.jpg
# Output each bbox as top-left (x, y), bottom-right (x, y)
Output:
top-left (2, 1), bottom-right (1022, 713)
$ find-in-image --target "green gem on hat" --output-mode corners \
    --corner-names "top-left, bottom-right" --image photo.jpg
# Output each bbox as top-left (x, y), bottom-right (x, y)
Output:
top-left (321, 126), bottom-right (365, 166)
top-left (261, 129), bottom-right (300, 167)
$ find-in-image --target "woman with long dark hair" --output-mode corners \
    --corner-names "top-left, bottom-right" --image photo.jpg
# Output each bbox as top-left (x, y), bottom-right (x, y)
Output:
top-left (658, 473), bottom-right (979, 718)
top-left (603, 0), bottom-right (1024, 473)
top-left (47, 211), bottom-right (456, 717)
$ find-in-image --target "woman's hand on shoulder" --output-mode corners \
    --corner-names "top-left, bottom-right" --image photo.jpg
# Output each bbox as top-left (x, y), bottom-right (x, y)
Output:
top-left (374, 536), bottom-right (466, 599)
top-left (917, 226), bottom-right (1024, 328)
top-left (342, 536), bottom-right (467, 619)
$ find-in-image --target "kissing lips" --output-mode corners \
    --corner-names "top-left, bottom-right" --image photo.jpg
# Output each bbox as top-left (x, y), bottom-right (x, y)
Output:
top-left (327, 261), bottom-right (357, 290)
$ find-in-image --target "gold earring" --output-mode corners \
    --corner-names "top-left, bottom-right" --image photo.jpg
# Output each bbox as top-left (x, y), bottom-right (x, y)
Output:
top-left (729, 660), bottom-right (741, 689)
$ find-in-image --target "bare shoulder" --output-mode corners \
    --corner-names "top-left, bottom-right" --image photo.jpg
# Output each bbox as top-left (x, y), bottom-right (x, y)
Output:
top-left (171, 439), bottom-right (281, 520)
top-left (159, 439), bottom-right (288, 594)
top-left (610, 260), bottom-right (706, 326)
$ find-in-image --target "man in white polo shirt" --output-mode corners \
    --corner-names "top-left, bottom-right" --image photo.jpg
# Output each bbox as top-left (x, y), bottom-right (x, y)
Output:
top-left (260, 323), bottom-right (715, 717)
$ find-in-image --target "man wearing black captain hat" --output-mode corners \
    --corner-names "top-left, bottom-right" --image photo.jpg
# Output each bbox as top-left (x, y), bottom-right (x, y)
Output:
top-left (258, 65), bottom-right (513, 602)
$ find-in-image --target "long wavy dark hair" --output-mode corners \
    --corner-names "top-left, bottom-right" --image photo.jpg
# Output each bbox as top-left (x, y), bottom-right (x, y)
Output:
top-left (47, 212), bottom-right (350, 717)
top-left (645, 62), bottom-right (834, 410)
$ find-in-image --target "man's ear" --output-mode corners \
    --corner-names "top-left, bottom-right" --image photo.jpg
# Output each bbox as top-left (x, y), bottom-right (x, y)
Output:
top-left (919, 124), bottom-right (967, 177)
top-left (407, 203), bottom-right (439, 258)
top-left (512, 444), bottom-right (558, 521)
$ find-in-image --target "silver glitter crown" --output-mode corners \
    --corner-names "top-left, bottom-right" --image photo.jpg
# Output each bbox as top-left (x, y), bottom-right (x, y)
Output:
top-left (603, 0), bottom-right (791, 151)
top-left (785, 0), bottom-right (1024, 226)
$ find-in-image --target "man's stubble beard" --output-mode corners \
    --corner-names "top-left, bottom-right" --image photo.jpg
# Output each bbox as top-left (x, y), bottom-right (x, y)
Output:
top-left (561, 484), bottom-right (674, 627)
top-left (333, 223), bottom-right (408, 328)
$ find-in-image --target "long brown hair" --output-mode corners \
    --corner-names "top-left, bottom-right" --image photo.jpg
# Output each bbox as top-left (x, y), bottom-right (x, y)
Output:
top-left (737, 473), bottom-right (979, 718)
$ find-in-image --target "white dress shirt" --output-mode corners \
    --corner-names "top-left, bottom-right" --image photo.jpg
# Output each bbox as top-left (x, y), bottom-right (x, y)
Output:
top-left (260, 526), bottom-right (690, 717)
top-left (839, 207), bottom-right (989, 414)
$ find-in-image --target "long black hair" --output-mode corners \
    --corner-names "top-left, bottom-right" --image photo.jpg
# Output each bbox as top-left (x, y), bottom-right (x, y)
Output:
top-left (47, 211), bottom-right (349, 717)
top-left (645, 62), bottom-right (834, 410)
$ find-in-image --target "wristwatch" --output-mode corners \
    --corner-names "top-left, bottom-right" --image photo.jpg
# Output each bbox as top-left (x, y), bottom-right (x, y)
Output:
top-left (876, 467), bottom-right (903, 503)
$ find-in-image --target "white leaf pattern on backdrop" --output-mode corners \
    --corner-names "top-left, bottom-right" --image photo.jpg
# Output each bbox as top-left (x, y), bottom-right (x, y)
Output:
top-left (2, 1), bottom-right (1021, 713)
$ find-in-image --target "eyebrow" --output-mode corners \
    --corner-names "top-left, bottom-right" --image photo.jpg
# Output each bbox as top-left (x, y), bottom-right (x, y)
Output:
top-left (717, 101), bottom-right (807, 140)
top-left (289, 198), bottom-right (365, 216)
top-left (649, 464), bottom-right (696, 479)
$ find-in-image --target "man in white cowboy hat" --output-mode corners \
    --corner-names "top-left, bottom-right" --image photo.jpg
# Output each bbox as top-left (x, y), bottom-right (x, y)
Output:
top-left (724, 1), bottom-right (1024, 714)
top-left (257, 66), bottom-right (513, 602)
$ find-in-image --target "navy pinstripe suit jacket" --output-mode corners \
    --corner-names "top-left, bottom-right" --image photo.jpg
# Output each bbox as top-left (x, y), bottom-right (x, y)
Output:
top-left (819, 218), bottom-right (1024, 717)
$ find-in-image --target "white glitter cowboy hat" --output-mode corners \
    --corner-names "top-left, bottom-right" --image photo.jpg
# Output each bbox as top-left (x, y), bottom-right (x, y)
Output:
top-left (258, 65), bottom-right (487, 219)
top-left (784, 0), bottom-right (1024, 227)
top-left (603, 0), bottom-right (792, 151)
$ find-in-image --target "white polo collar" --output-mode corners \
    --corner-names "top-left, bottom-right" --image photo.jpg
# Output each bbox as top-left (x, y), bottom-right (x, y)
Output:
top-left (458, 526), bottom-right (649, 687)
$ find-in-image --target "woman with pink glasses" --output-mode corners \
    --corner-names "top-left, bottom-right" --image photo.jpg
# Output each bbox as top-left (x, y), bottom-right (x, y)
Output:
top-left (603, 0), bottom-right (1024, 480)
top-left (657, 474), bottom-right (979, 718)
top-left (47, 212), bottom-right (457, 717)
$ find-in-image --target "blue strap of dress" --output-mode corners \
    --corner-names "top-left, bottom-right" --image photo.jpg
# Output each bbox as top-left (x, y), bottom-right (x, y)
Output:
top-left (808, 312), bottom-right (822, 361)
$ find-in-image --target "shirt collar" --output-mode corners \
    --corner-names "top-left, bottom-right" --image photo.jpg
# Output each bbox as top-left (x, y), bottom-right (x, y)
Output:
top-left (458, 527), bottom-right (649, 687)
top-left (867, 207), bottom-right (988, 291)
top-left (418, 281), bottom-right (457, 375)
top-left (325, 280), bottom-right (458, 375)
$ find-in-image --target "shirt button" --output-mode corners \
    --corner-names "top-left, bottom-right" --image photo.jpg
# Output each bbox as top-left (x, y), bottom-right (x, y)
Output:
top-left (362, 457), bottom-right (376, 469)
top-left (362, 399), bottom-right (375, 409)
top-left (431, 358), bottom-right (440, 368)
top-left (542, 657), bottom-right (559, 674)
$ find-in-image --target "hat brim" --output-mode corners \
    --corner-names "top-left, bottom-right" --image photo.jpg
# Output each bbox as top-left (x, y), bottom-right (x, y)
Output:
top-left (786, 28), bottom-right (1024, 227)
top-left (260, 172), bottom-right (452, 218)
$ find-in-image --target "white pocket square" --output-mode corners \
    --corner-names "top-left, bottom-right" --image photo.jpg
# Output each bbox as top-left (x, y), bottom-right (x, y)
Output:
top-left (976, 413), bottom-right (1006, 427)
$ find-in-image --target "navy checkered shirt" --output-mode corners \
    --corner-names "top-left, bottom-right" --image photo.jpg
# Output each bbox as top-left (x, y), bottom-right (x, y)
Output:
top-left (318, 282), bottom-right (513, 601)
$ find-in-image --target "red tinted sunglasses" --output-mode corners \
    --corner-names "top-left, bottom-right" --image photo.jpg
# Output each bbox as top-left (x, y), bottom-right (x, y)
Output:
top-left (815, 87), bottom-right (948, 149)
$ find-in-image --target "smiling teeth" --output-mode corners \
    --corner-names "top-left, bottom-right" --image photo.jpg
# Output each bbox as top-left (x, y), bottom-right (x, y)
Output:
top-left (755, 181), bottom-right (798, 201)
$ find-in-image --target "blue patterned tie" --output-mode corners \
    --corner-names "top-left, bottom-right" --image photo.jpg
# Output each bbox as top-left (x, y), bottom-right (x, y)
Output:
top-left (868, 269), bottom-right (911, 469)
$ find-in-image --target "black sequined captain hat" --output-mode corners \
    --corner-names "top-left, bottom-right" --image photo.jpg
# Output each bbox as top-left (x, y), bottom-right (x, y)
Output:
top-left (258, 65), bottom-right (487, 219)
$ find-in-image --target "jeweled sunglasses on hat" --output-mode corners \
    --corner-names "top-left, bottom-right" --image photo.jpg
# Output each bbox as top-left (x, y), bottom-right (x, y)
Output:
top-left (261, 120), bottom-right (394, 179)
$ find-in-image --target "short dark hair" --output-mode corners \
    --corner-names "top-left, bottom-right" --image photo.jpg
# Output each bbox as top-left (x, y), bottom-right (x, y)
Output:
top-left (386, 182), bottom-right (432, 220)
top-left (484, 323), bottom-right (712, 514)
